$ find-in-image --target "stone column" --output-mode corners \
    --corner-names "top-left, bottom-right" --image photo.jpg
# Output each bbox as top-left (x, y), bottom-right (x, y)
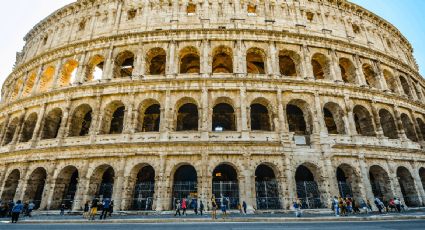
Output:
top-left (200, 39), bottom-right (211, 77)
top-left (31, 103), bottom-right (47, 146)
top-left (75, 52), bottom-right (88, 84)
top-left (166, 41), bottom-right (177, 77)
top-left (17, 73), bottom-right (29, 98)
top-left (284, 153), bottom-right (296, 208)
top-left (72, 161), bottom-right (90, 211)
top-left (314, 92), bottom-right (327, 136)
top-left (241, 154), bottom-right (255, 212)
top-left (123, 93), bottom-right (136, 134)
top-left (112, 158), bottom-right (126, 211)
top-left (387, 160), bottom-right (403, 203)
top-left (371, 102), bottom-right (384, 137)
top-left (15, 164), bottom-right (29, 202)
top-left (90, 95), bottom-right (103, 142)
top-left (240, 87), bottom-right (248, 137)
top-left (155, 154), bottom-right (166, 211)
top-left (353, 54), bottom-right (367, 86)
top-left (51, 59), bottom-right (65, 88)
top-left (10, 110), bottom-right (26, 146)
top-left (199, 153), bottom-right (209, 207)
top-left (267, 41), bottom-right (278, 76)
top-left (343, 96), bottom-right (357, 135)
top-left (102, 45), bottom-right (114, 81)
top-left (330, 49), bottom-right (343, 82)
top-left (160, 90), bottom-right (172, 140)
top-left (42, 166), bottom-right (59, 210)
top-left (201, 87), bottom-right (209, 139)
top-left (358, 155), bottom-right (375, 207)
top-left (31, 66), bottom-right (45, 95)
top-left (132, 45), bottom-right (145, 78)
top-left (235, 40), bottom-right (244, 75)
top-left (373, 61), bottom-right (388, 91)
top-left (300, 45), bottom-right (313, 79)
top-left (0, 164), bottom-right (9, 197)
top-left (57, 99), bottom-right (72, 142)
top-left (393, 106), bottom-right (408, 140)
top-left (276, 89), bottom-right (287, 134)
top-left (0, 114), bottom-right (10, 145)
top-left (410, 110), bottom-right (423, 142)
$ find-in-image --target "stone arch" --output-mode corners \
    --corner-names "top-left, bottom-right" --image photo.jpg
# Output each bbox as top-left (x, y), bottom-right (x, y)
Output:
top-left (2, 117), bottom-right (20, 146)
top-left (22, 71), bottom-right (37, 97)
top-left (416, 117), bottom-right (425, 139)
top-left (399, 76), bottom-right (412, 97)
top-left (114, 50), bottom-right (135, 78)
top-left (20, 113), bottom-right (38, 142)
top-left (286, 99), bottom-right (313, 135)
top-left (179, 46), bottom-right (200, 74)
top-left (336, 164), bottom-right (362, 199)
top-left (362, 64), bottom-right (379, 89)
top-left (246, 47), bottom-right (266, 74)
top-left (353, 105), bottom-right (375, 136)
top-left (88, 164), bottom-right (115, 200)
top-left (279, 50), bottom-right (300, 77)
top-left (311, 53), bottom-right (331, 80)
top-left (379, 109), bottom-right (398, 139)
top-left (295, 163), bottom-right (324, 209)
top-left (146, 47), bottom-right (166, 75)
top-left (401, 113), bottom-right (418, 142)
top-left (212, 163), bottom-right (239, 209)
top-left (212, 99), bottom-right (236, 131)
top-left (1, 169), bottom-right (20, 202)
top-left (51, 165), bottom-right (79, 209)
top-left (369, 165), bottom-right (393, 200)
top-left (397, 166), bottom-right (420, 207)
top-left (58, 59), bottom-right (79, 87)
top-left (68, 104), bottom-right (93, 137)
top-left (23, 167), bottom-right (47, 209)
top-left (176, 98), bottom-right (199, 131)
top-left (255, 164), bottom-right (281, 209)
top-left (171, 164), bottom-right (198, 209)
top-left (9, 78), bottom-right (23, 100)
top-left (129, 164), bottom-right (155, 210)
top-left (212, 45), bottom-right (233, 74)
top-left (41, 108), bottom-right (63, 140)
top-left (323, 102), bottom-right (346, 135)
top-left (100, 101), bottom-right (125, 134)
top-left (383, 69), bottom-right (398, 93)
top-left (339, 58), bottom-right (356, 84)
top-left (38, 66), bottom-right (55, 93)
top-left (85, 55), bottom-right (104, 81)
top-left (136, 99), bottom-right (161, 132)
top-left (250, 99), bottom-right (272, 131)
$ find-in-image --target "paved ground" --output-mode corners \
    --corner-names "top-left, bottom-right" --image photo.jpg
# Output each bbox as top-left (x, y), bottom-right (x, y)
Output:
top-left (1, 220), bottom-right (425, 230)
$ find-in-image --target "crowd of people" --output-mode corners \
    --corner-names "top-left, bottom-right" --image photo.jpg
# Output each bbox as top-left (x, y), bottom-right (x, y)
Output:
top-left (83, 198), bottom-right (115, 220)
top-left (0, 200), bottom-right (37, 223)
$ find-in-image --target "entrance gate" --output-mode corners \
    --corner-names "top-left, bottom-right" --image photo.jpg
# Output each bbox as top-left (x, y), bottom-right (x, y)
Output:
top-left (296, 181), bottom-right (322, 209)
top-left (132, 182), bottom-right (155, 210)
top-left (212, 181), bottom-right (239, 209)
top-left (255, 180), bottom-right (281, 209)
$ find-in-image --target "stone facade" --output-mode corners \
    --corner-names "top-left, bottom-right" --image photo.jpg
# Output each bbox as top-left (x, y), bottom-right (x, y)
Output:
top-left (1, 0), bottom-right (425, 212)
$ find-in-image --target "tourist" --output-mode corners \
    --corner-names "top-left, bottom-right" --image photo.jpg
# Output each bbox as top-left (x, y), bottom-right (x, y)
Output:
top-left (108, 200), bottom-right (114, 217)
top-left (346, 198), bottom-right (352, 214)
top-left (366, 199), bottom-right (373, 213)
top-left (8, 200), bottom-right (14, 217)
top-left (174, 200), bottom-right (181, 216)
top-left (394, 197), bottom-right (401, 212)
top-left (60, 203), bottom-right (66, 216)
top-left (221, 197), bottom-right (228, 219)
top-left (192, 199), bottom-right (198, 215)
top-left (83, 201), bottom-right (90, 219)
top-left (332, 196), bottom-right (339, 216)
top-left (181, 198), bottom-right (187, 216)
top-left (388, 198), bottom-right (396, 212)
top-left (374, 197), bottom-right (384, 214)
top-left (10, 200), bottom-right (23, 224)
top-left (242, 201), bottom-right (247, 215)
top-left (100, 198), bottom-right (111, 220)
top-left (352, 199), bottom-right (360, 214)
top-left (293, 200), bottom-right (301, 217)
top-left (211, 195), bottom-right (217, 220)
top-left (90, 198), bottom-right (99, 220)
top-left (199, 200), bottom-right (204, 216)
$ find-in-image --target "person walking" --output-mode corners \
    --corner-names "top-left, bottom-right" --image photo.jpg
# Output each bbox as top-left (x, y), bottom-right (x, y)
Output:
top-left (394, 197), bottom-right (401, 212)
top-left (100, 198), bottom-right (111, 220)
top-left (83, 201), bottom-right (90, 219)
top-left (10, 200), bottom-right (24, 224)
top-left (90, 198), bottom-right (99, 220)
top-left (108, 200), bottom-right (114, 217)
top-left (199, 200), bottom-right (204, 216)
top-left (242, 201), bottom-right (247, 215)
top-left (192, 199), bottom-right (198, 215)
top-left (221, 197), bottom-right (227, 219)
top-left (211, 196), bottom-right (217, 220)
top-left (366, 199), bottom-right (373, 213)
top-left (27, 201), bottom-right (35, 217)
top-left (332, 196), bottom-right (339, 217)
top-left (293, 200), bottom-right (301, 217)
top-left (374, 197), bottom-right (383, 214)
top-left (60, 203), bottom-right (66, 216)
top-left (181, 198), bottom-right (187, 216)
top-left (174, 200), bottom-right (181, 216)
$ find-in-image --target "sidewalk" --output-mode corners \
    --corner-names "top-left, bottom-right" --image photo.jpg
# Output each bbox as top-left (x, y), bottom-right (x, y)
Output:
top-left (1, 208), bottom-right (425, 224)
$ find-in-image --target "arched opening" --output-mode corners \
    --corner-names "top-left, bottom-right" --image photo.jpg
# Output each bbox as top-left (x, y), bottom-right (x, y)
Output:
top-left (295, 164), bottom-right (323, 209)
top-left (212, 164), bottom-right (239, 209)
top-left (369, 165), bottom-right (393, 200)
top-left (401, 113), bottom-right (418, 142)
top-left (323, 102), bottom-right (346, 135)
top-left (38, 66), bottom-right (55, 93)
top-left (23, 167), bottom-right (47, 209)
top-left (212, 103), bottom-right (236, 131)
top-left (362, 64), bottom-right (379, 89)
top-left (131, 165), bottom-right (155, 210)
top-left (59, 59), bottom-right (78, 87)
top-left (339, 58), bottom-right (356, 84)
top-left (85, 55), bottom-right (104, 81)
top-left (353, 105), bottom-right (375, 136)
top-left (250, 103), bottom-right (271, 131)
top-left (146, 48), bottom-right (166, 75)
top-left (41, 108), bottom-right (63, 140)
top-left (212, 46), bottom-right (233, 73)
top-left (179, 46), bottom-right (200, 74)
top-left (114, 51), bottom-right (134, 78)
top-left (416, 118), bottom-right (425, 139)
top-left (399, 76), bottom-right (412, 98)
top-left (255, 164), bottom-right (280, 209)
top-left (51, 166), bottom-right (79, 209)
top-left (68, 104), bottom-right (93, 137)
top-left (311, 53), bottom-right (330, 80)
top-left (19, 113), bottom-right (38, 142)
top-left (172, 165), bottom-right (197, 209)
top-left (101, 101), bottom-right (125, 134)
top-left (383, 70), bottom-right (398, 93)
top-left (279, 50), bottom-right (299, 77)
top-left (286, 100), bottom-right (312, 135)
top-left (176, 103), bottom-right (198, 131)
top-left (419, 168), bottom-right (425, 193)
top-left (1, 169), bottom-right (20, 202)
top-left (397, 167), bottom-right (420, 207)
top-left (336, 164), bottom-right (361, 199)
top-left (379, 109), bottom-right (399, 139)
top-left (246, 48), bottom-right (265, 74)
top-left (89, 165), bottom-right (115, 200)
top-left (137, 104), bottom-right (161, 132)
top-left (10, 79), bottom-right (23, 100)
top-left (22, 71), bottom-right (37, 97)
top-left (2, 117), bottom-right (19, 146)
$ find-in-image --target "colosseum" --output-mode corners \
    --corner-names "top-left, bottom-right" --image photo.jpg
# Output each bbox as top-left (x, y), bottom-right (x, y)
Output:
top-left (0, 0), bottom-right (425, 213)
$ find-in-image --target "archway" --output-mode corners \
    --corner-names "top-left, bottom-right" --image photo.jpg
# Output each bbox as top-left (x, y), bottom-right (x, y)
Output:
top-left (146, 48), bottom-right (166, 75)
top-left (212, 46), bottom-right (233, 73)
top-left (131, 165), bottom-right (155, 210)
top-left (41, 108), bottom-right (63, 139)
top-left (101, 101), bottom-right (125, 134)
top-left (401, 113), bottom-right (418, 142)
top-left (23, 167), bottom-right (47, 209)
top-left (69, 104), bottom-right (93, 137)
top-left (383, 70), bottom-right (398, 93)
top-left (137, 104), bottom-right (161, 132)
top-left (1, 169), bottom-right (20, 202)
top-left (286, 100), bottom-right (313, 135)
top-left (379, 109), bottom-right (399, 139)
top-left (38, 66), bottom-right (55, 93)
top-left (19, 113), bottom-right (38, 142)
top-left (114, 51), bottom-right (134, 78)
top-left (353, 105), bottom-right (375, 136)
top-left (339, 58), bottom-right (356, 84)
top-left (279, 50), bottom-right (299, 77)
top-left (362, 64), bottom-right (379, 88)
top-left (212, 103), bottom-right (236, 131)
top-left (246, 48), bottom-right (265, 74)
top-left (58, 59), bottom-right (78, 86)
top-left (2, 117), bottom-right (19, 146)
top-left (311, 53), bottom-right (330, 80)
top-left (176, 103), bottom-right (198, 131)
top-left (255, 164), bottom-right (280, 209)
top-left (212, 164), bottom-right (239, 209)
top-left (417, 118), bottom-right (425, 141)
top-left (85, 55), bottom-right (104, 81)
top-left (399, 76), bottom-right (412, 98)
top-left (172, 165), bottom-right (197, 209)
top-left (323, 102), bottom-right (346, 135)
top-left (179, 46), bottom-right (200, 74)
top-left (51, 166), bottom-right (79, 209)
top-left (250, 103), bottom-right (271, 131)
top-left (336, 164), bottom-right (361, 199)
top-left (397, 167), bottom-right (420, 207)
top-left (89, 165), bottom-right (115, 200)
top-left (369, 165), bottom-right (393, 200)
top-left (295, 164), bottom-right (323, 209)
top-left (22, 71), bottom-right (37, 97)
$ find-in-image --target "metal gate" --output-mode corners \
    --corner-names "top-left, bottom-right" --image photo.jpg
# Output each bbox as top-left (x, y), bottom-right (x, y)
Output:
top-left (337, 181), bottom-right (353, 198)
top-left (172, 181), bottom-right (197, 209)
top-left (98, 183), bottom-right (114, 199)
top-left (132, 182), bottom-right (155, 210)
top-left (212, 181), bottom-right (239, 209)
top-left (296, 181), bottom-right (322, 209)
top-left (255, 180), bottom-right (281, 209)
